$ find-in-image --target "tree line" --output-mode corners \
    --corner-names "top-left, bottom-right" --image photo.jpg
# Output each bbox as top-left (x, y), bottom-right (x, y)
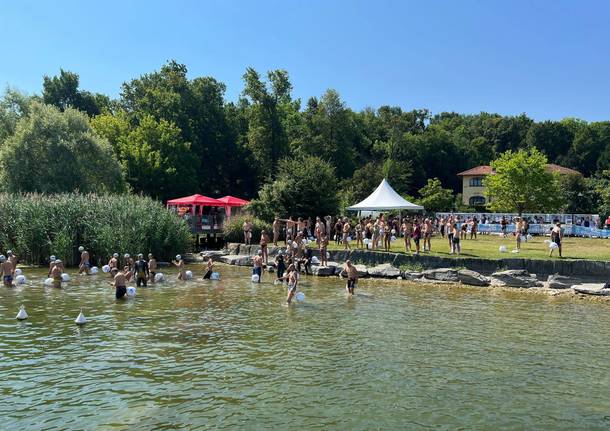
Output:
top-left (1, 60), bottom-right (609, 219)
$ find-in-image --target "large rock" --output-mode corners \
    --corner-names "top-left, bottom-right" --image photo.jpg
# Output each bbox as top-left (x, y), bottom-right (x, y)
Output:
top-left (544, 274), bottom-right (572, 290)
top-left (367, 263), bottom-right (401, 278)
top-left (457, 269), bottom-right (490, 287)
top-left (490, 269), bottom-right (541, 288)
top-left (200, 250), bottom-right (225, 261)
top-left (312, 264), bottom-right (337, 276)
top-left (227, 243), bottom-right (241, 255)
top-left (219, 255), bottom-right (252, 266)
top-left (572, 283), bottom-right (610, 296)
top-left (401, 271), bottom-right (424, 280)
top-left (422, 268), bottom-right (459, 282)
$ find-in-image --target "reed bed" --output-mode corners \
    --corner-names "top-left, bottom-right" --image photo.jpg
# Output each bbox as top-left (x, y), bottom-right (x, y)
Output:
top-left (0, 193), bottom-right (190, 266)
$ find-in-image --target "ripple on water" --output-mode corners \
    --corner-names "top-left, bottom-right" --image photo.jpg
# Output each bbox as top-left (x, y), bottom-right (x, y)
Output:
top-left (1, 266), bottom-right (610, 429)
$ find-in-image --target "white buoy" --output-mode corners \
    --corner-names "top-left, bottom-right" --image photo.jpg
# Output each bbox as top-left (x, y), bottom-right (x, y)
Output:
top-left (75, 309), bottom-right (87, 325)
top-left (126, 286), bottom-right (136, 297)
top-left (15, 274), bottom-right (26, 284)
top-left (499, 245), bottom-right (508, 253)
top-left (347, 236), bottom-right (352, 242)
top-left (544, 239), bottom-right (551, 244)
top-left (90, 266), bottom-right (99, 274)
top-left (61, 273), bottom-right (70, 282)
top-left (326, 252), bottom-right (330, 259)
top-left (311, 256), bottom-right (320, 265)
top-left (295, 292), bottom-right (305, 302)
top-left (211, 272), bottom-right (220, 280)
top-left (185, 270), bottom-right (193, 280)
top-left (16, 305), bottom-right (28, 320)
top-left (14, 268), bottom-right (22, 276)
top-left (526, 234), bottom-right (533, 241)
top-left (102, 265), bottom-right (110, 273)
top-left (251, 274), bottom-right (260, 283)
top-left (44, 277), bottom-right (54, 286)
top-left (549, 242), bottom-right (559, 250)
top-left (391, 235), bottom-right (397, 242)
top-left (154, 272), bottom-right (165, 283)
top-left (511, 249), bottom-right (520, 253)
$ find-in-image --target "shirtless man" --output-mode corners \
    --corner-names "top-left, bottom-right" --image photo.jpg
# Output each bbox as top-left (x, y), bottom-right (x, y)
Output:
top-left (7, 250), bottom-right (17, 269)
top-left (78, 246), bottom-right (90, 275)
top-left (134, 254), bottom-right (149, 287)
top-left (272, 217), bottom-right (281, 246)
top-left (203, 258), bottom-right (214, 279)
top-left (252, 250), bottom-right (263, 283)
top-left (342, 218), bottom-right (351, 250)
top-left (108, 253), bottom-right (119, 271)
top-left (111, 267), bottom-right (127, 299)
top-left (50, 260), bottom-right (63, 288)
top-left (148, 253), bottom-right (157, 282)
top-left (342, 260), bottom-right (358, 295)
top-left (0, 255), bottom-right (14, 287)
top-left (314, 217), bottom-right (324, 247)
top-left (320, 232), bottom-right (329, 266)
top-left (48, 255), bottom-right (57, 277)
top-left (423, 218), bottom-right (432, 253)
top-left (243, 219), bottom-right (253, 245)
top-left (285, 264), bottom-right (298, 305)
top-left (402, 218), bottom-right (412, 253)
top-left (173, 254), bottom-right (186, 281)
top-left (260, 230), bottom-right (270, 263)
top-left (549, 222), bottom-right (563, 258)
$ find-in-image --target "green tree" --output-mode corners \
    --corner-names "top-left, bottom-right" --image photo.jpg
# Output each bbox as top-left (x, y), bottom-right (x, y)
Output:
top-left (0, 102), bottom-right (125, 193)
top-left (559, 173), bottom-right (595, 214)
top-left (0, 89), bottom-right (31, 144)
top-left (43, 69), bottom-right (110, 116)
top-left (249, 156), bottom-right (339, 221)
top-left (485, 148), bottom-right (561, 215)
top-left (119, 115), bottom-right (198, 201)
top-left (526, 120), bottom-right (573, 164)
top-left (417, 178), bottom-right (454, 212)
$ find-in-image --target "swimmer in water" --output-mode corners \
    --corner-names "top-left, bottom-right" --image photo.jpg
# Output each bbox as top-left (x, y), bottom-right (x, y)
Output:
top-left (134, 254), bottom-right (149, 287)
top-left (78, 246), bottom-right (90, 275)
top-left (50, 259), bottom-right (63, 288)
top-left (286, 264), bottom-right (298, 305)
top-left (203, 258), bottom-right (214, 279)
top-left (111, 267), bottom-right (127, 299)
top-left (342, 260), bottom-right (358, 295)
top-left (0, 255), bottom-right (14, 287)
top-left (252, 250), bottom-right (263, 283)
top-left (148, 253), bottom-right (157, 283)
top-left (48, 255), bottom-right (56, 277)
top-left (173, 255), bottom-right (186, 280)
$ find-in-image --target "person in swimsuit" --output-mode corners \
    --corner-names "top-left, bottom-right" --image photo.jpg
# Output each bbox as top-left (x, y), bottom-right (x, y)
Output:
top-left (252, 250), bottom-right (263, 282)
top-left (452, 223), bottom-right (461, 255)
top-left (243, 219), bottom-right (253, 245)
top-left (78, 246), bottom-right (90, 275)
top-left (412, 221), bottom-right (421, 255)
top-left (203, 258), bottom-right (214, 279)
top-left (111, 267), bottom-right (127, 299)
top-left (285, 264), bottom-right (298, 305)
top-left (7, 250), bottom-right (18, 270)
top-left (470, 217), bottom-right (478, 240)
top-left (148, 253), bottom-right (157, 283)
top-left (320, 232), bottom-right (329, 266)
top-left (108, 253), bottom-right (119, 276)
top-left (134, 254), bottom-right (149, 287)
top-left (51, 260), bottom-right (63, 288)
top-left (1, 255), bottom-right (14, 287)
top-left (48, 255), bottom-right (56, 277)
top-left (260, 230), bottom-right (270, 263)
top-left (549, 222), bottom-right (563, 257)
top-left (275, 253), bottom-right (286, 281)
top-left (402, 218), bottom-right (412, 253)
top-left (272, 217), bottom-right (281, 246)
top-left (342, 218), bottom-right (351, 250)
top-left (342, 260), bottom-right (358, 295)
top-left (173, 254), bottom-right (186, 281)
top-left (501, 217), bottom-right (508, 238)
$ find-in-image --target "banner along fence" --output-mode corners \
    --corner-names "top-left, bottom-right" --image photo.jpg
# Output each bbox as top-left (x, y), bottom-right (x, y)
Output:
top-left (462, 223), bottom-right (610, 238)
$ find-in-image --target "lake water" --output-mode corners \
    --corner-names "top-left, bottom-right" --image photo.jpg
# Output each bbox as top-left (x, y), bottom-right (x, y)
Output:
top-left (1, 265), bottom-right (610, 430)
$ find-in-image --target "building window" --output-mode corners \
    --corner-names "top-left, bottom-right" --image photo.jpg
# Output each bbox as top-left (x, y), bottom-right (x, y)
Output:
top-left (469, 196), bottom-right (486, 206)
top-left (469, 177), bottom-right (484, 187)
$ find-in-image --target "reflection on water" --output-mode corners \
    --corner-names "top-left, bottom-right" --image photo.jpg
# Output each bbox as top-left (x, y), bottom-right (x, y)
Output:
top-left (1, 265), bottom-right (610, 430)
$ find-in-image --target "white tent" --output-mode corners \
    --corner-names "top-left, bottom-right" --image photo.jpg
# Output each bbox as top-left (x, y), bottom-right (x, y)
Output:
top-left (347, 178), bottom-right (424, 212)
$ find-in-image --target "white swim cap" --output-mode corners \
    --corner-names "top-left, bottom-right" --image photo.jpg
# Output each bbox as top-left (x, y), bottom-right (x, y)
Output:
top-left (50, 255), bottom-right (56, 261)
top-left (0, 255), bottom-right (5, 262)
top-left (55, 259), bottom-right (62, 264)
top-left (176, 255), bottom-right (182, 260)
top-left (257, 250), bottom-right (262, 255)
top-left (78, 246), bottom-right (84, 252)
top-left (138, 253), bottom-right (143, 259)
top-left (7, 250), bottom-right (13, 256)
top-left (113, 253), bottom-right (119, 258)
top-left (124, 253), bottom-right (130, 258)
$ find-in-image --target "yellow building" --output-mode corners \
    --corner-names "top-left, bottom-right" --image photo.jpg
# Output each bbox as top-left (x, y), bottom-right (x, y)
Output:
top-left (457, 164), bottom-right (581, 207)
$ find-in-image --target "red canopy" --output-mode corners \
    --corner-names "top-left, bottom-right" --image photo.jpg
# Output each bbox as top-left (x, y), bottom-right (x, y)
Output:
top-left (166, 194), bottom-right (224, 206)
top-left (217, 196), bottom-right (250, 207)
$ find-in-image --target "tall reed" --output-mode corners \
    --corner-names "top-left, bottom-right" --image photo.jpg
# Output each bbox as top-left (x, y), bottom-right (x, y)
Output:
top-left (0, 193), bottom-right (190, 266)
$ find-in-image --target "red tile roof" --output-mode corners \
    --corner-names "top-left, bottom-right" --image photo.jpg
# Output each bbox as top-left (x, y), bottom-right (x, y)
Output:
top-left (458, 164), bottom-right (581, 176)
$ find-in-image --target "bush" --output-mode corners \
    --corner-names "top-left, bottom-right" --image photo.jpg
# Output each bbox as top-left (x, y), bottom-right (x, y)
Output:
top-left (0, 193), bottom-right (190, 265)
top-left (223, 215), bottom-right (272, 244)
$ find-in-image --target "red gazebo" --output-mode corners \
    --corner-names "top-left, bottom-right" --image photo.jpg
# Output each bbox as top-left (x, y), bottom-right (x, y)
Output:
top-left (217, 195), bottom-right (250, 219)
top-left (166, 194), bottom-right (224, 216)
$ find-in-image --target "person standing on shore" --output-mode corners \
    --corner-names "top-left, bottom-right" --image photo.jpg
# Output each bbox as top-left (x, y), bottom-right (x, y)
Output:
top-left (111, 267), bottom-right (127, 299)
top-left (273, 217), bottom-right (280, 246)
top-left (549, 222), bottom-right (563, 257)
top-left (78, 246), bottom-right (90, 275)
top-left (412, 220), bottom-right (421, 255)
top-left (501, 217), bottom-right (508, 238)
top-left (402, 218), bottom-right (412, 253)
top-left (243, 219), bottom-right (252, 245)
top-left (423, 218), bottom-right (432, 253)
top-left (355, 219), bottom-right (364, 249)
top-left (252, 250), bottom-right (263, 283)
top-left (320, 232), bottom-right (329, 266)
top-left (470, 217), bottom-right (478, 240)
top-left (452, 223), bottom-right (461, 255)
top-left (334, 218), bottom-right (343, 245)
top-left (515, 217), bottom-right (522, 251)
top-left (325, 216), bottom-right (332, 245)
top-left (342, 218), bottom-right (351, 250)
top-left (342, 260), bottom-right (358, 295)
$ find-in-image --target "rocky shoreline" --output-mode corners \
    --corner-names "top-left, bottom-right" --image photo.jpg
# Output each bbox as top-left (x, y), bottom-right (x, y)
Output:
top-left (190, 244), bottom-right (610, 299)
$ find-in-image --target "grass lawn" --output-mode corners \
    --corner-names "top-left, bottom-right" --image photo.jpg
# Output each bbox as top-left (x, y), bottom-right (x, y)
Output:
top-left (324, 234), bottom-right (610, 261)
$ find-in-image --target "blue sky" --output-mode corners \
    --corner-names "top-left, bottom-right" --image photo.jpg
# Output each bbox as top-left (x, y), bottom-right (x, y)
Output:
top-left (1, 0), bottom-right (609, 121)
